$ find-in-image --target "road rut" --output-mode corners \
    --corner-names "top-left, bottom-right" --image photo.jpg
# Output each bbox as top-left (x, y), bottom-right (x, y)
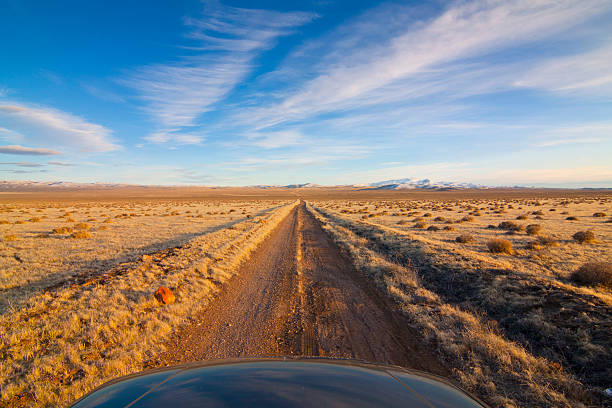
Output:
top-left (151, 202), bottom-right (446, 375)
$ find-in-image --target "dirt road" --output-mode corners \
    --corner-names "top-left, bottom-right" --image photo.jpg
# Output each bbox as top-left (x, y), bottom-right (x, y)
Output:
top-left (151, 202), bottom-right (446, 375)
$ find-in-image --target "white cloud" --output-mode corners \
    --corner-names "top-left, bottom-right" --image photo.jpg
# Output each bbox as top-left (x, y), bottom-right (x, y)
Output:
top-left (534, 123), bottom-right (612, 147)
top-left (239, 0), bottom-right (611, 128)
top-left (144, 131), bottom-right (204, 145)
top-left (247, 130), bottom-right (303, 148)
top-left (0, 104), bottom-right (119, 152)
top-left (0, 161), bottom-right (45, 167)
top-left (124, 2), bottom-right (315, 143)
top-left (515, 44), bottom-right (612, 93)
top-left (0, 145), bottom-right (61, 155)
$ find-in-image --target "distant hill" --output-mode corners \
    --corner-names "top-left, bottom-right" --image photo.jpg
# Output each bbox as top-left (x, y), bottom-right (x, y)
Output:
top-left (362, 178), bottom-right (484, 190)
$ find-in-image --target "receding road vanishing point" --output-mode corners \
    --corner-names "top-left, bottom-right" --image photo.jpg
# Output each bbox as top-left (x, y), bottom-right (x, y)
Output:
top-left (150, 202), bottom-right (446, 375)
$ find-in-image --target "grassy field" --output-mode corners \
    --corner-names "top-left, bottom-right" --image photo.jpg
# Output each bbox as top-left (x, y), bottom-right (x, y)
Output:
top-left (0, 197), bottom-right (297, 407)
top-left (0, 188), bottom-right (610, 407)
top-left (309, 195), bottom-right (611, 407)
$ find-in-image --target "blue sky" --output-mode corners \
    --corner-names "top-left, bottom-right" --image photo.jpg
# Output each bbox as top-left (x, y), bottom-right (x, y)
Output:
top-left (1, 0), bottom-right (611, 187)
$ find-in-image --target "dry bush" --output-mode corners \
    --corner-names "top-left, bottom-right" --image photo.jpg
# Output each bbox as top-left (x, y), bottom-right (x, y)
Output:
top-left (443, 226), bottom-right (455, 231)
top-left (487, 238), bottom-right (514, 254)
top-left (74, 223), bottom-right (90, 230)
top-left (29, 217), bottom-right (41, 222)
top-left (538, 236), bottom-right (559, 247)
top-left (51, 226), bottom-right (73, 234)
top-left (498, 221), bottom-right (523, 231)
top-left (397, 220), bottom-right (408, 225)
top-left (570, 262), bottom-right (611, 288)
top-left (0, 220), bottom-right (9, 224)
top-left (572, 230), bottom-right (596, 244)
top-left (592, 212), bottom-right (606, 217)
top-left (3, 234), bottom-right (18, 242)
top-left (461, 216), bottom-right (474, 222)
top-left (433, 216), bottom-right (445, 222)
top-left (516, 214), bottom-right (528, 220)
top-left (526, 224), bottom-right (542, 236)
top-left (455, 234), bottom-right (474, 243)
top-left (565, 216), bottom-right (578, 221)
top-left (71, 230), bottom-right (92, 239)
top-left (525, 241), bottom-right (542, 250)
top-left (427, 225), bottom-right (439, 231)
top-left (413, 221), bottom-right (427, 229)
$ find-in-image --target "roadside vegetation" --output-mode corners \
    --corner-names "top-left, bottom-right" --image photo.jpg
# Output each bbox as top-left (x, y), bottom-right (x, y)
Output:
top-left (0, 200), bottom-right (297, 407)
top-left (309, 196), bottom-right (611, 407)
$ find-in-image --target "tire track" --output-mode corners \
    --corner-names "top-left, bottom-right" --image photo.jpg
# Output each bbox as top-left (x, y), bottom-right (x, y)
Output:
top-left (151, 202), bottom-right (447, 377)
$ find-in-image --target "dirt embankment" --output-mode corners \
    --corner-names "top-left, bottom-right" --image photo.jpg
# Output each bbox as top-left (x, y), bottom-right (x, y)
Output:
top-left (150, 202), bottom-right (446, 375)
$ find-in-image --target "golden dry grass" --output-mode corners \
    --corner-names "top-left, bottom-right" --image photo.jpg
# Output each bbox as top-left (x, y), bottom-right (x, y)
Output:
top-left (309, 195), bottom-right (611, 407)
top-left (0, 199), bottom-right (297, 407)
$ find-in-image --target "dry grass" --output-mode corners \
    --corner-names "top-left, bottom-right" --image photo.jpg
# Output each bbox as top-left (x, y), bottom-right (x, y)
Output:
top-left (308, 204), bottom-right (594, 407)
top-left (572, 230), bottom-right (596, 244)
top-left (487, 238), bottom-right (514, 255)
top-left (310, 195), bottom-right (611, 407)
top-left (0, 199), bottom-right (297, 407)
top-left (570, 262), bottom-right (612, 289)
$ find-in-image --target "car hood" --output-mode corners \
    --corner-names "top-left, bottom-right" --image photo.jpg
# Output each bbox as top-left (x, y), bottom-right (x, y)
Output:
top-left (71, 358), bottom-right (487, 408)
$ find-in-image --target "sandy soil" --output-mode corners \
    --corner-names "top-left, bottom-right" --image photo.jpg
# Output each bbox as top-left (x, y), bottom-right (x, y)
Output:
top-left (150, 202), bottom-right (447, 376)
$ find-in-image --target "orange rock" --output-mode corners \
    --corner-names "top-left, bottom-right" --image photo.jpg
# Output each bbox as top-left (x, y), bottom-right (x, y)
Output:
top-left (154, 286), bottom-right (175, 304)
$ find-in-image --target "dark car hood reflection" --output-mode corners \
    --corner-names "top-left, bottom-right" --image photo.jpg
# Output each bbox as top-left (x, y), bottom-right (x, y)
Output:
top-left (71, 358), bottom-right (487, 408)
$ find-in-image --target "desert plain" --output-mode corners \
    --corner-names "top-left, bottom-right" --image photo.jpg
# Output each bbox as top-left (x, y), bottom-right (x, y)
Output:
top-left (0, 187), bottom-right (610, 408)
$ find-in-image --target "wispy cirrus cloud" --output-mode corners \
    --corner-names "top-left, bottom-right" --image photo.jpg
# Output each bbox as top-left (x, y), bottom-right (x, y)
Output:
top-left (515, 44), bottom-right (612, 94)
top-left (0, 161), bottom-right (45, 167)
top-left (0, 104), bottom-right (119, 152)
top-left (238, 0), bottom-right (612, 129)
top-left (0, 145), bottom-right (61, 155)
top-left (124, 2), bottom-right (315, 144)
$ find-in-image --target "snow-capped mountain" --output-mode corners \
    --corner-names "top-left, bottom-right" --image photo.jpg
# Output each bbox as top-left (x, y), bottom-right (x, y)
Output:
top-left (364, 178), bottom-right (484, 190)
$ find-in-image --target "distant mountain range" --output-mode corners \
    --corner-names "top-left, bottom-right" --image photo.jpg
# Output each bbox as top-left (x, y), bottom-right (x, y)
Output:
top-left (1, 179), bottom-right (603, 191)
top-left (359, 178), bottom-right (484, 190)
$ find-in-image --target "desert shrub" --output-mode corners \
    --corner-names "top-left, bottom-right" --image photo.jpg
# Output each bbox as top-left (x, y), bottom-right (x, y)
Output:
top-left (413, 221), bottom-right (427, 229)
top-left (396, 220), bottom-right (408, 225)
top-left (572, 230), bottom-right (596, 244)
top-left (461, 216), bottom-right (474, 222)
top-left (525, 241), bottom-right (542, 250)
top-left (71, 230), bottom-right (91, 239)
top-left (427, 225), bottom-right (439, 231)
top-left (0, 220), bottom-right (8, 224)
top-left (593, 212), bottom-right (607, 217)
top-left (516, 214), bottom-right (528, 220)
top-left (433, 216), bottom-right (445, 222)
top-left (14, 220), bottom-right (25, 224)
top-left (423, 213), bottom-right (432, 217)
top-left (570, 262), bottom-right (612, 288)
top-left (487, 238), bottom-right (514, 254)
top-left (498, 221), bottom-right (523, 231)
top-left (455, 234), bottom-right (474, 243)
top-left (538, 236), bottom-right (559, 247)
top-left (486, 224), bottom-right (496, 229)
top-left (565, 216), bottom-right (578, 221)
top-left (74, 223), bottom-right (90, 230)
top-left (443, 225), bottom-right (455, 231)
top-left (97, 225), bottom-right (108, 231)
top-left (413, 217), bottom-right (425, 222)
top-left (51, 226), bottom-right (73, 234)
top-left (3, 234), bottom-right (18, 242)
top-left (526, 224), bottom-right (542, 236)
top-left (29, 217), bottom-right (41, 222)
top-left (66, 217), bottom-right (76, 222)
